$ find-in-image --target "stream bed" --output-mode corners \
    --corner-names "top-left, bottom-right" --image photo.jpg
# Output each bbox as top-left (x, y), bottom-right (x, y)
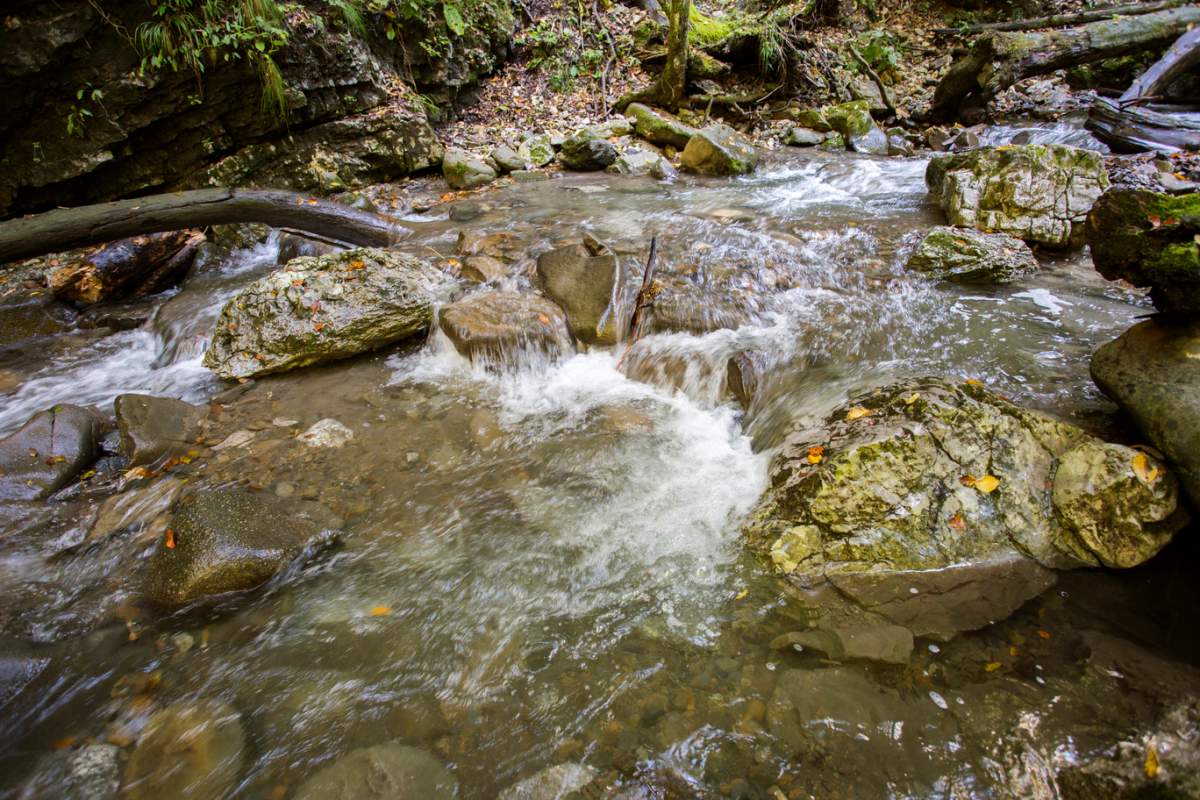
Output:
top-left (2, 127), bottom-right (1199, 799)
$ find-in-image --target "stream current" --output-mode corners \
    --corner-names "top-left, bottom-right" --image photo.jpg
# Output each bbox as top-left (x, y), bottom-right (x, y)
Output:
top-left (2, 123), bottom-right (1199, 798)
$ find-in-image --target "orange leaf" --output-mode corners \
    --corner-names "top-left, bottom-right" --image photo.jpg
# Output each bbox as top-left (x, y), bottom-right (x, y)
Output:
top-left (949, 512), bottom-right (966, 531)
top-left (313, 322), bottom-right (325, 333)
top-left (1037, 629), bottom-right (1051, 640)
top-left (370, 605), bottom-right (391, 617)
top-left (538, 313), bottom-right (551, 325)
top-left (806, 445), bottom-right (825, 464)
top-left (165, 529), bottom-right (175, 549)
top-left (1149, 214), bottom-right (1162, 228)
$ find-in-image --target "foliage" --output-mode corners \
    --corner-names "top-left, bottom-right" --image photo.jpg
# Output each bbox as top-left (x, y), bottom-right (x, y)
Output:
top-left (66, 85), bottom-right (105, 138)
top-left (514, 6), bottom-right (615, 93)
top-left (850, 29), bottom-right (900, 81)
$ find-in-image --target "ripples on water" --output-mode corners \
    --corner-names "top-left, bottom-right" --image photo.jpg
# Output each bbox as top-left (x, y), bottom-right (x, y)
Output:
top-left (3, 124), bottom-right (1194, 799)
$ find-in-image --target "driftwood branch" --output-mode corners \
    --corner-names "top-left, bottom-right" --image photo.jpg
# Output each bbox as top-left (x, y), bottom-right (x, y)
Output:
top-left (627, 235), bottom-right (659, 344)
top-left (1121, 25), bottom-right (1200, 102)
top-left (930, 5), bottom-right (1200, 121)
top-left (848, 44), bottom-right (896, 116)
top-left (935, 0), bottom-right (1191, 35)
top-left (0, 188), bottom-right (410, 265)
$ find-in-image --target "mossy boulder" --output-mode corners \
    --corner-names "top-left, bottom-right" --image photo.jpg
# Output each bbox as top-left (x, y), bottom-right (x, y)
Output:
top-left (792, 108), bottom-right (833, 133)
top-left (0, 405), bottom-right (102, 501)
top-left (906, 226), bottom-right (1038, 284)
top-left (823, 100), bottom-right (888, 155)
top-left (626, 103), bottom-right (699, 149)
top-left (783, 127), bottom-right (825, 147)
top-left (203, 248), bottom-right (453, 380)
top-left (680, 124), bottom-right (758, 176)
top-left (743, 378), bottom-right (1186, 638)
top-left (442, 148), bottom-right (497, 189)
top-left (926, 144), bottom-right (1109, 249)
top-left (558, 130), bottom-right (617, 171)
top-left (438, 291), bottom-right (574, 367)
top-left (517, 134), bottom-right (555, 167)
top-left (146, 489), bottom-right (341, 607)
top-left (1086, 188), bottom-right (1200, 316)
top-left (1092, 318), bottom-right (1200, 508)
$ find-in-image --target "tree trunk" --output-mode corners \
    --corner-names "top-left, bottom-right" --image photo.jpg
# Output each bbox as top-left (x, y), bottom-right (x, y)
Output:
top-left (935, 0), bottom-right (1191, 35)
top-left (616, 0), bottom-right (690, 111)
top-left (930, 5), bottom-right (1200, 121)
top-left (0, 188), bottom-right (410, 265)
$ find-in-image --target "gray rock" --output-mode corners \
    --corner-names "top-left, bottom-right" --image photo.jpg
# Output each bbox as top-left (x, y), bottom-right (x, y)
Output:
top-left (293, 743), bottom-right (457, 800)
top-left (559, 131), bottom-right (617, 171)
top-left (626, 103), bottom-right (698, 149)
top-left (743, 378), bottom-right (1187, 639)
top-left (784, 126), bottom-right (825, 147)
top-left (949, 128), bottom-right (981, 150)
top-left (536, 241), bottom-right (626, 345)
top-left (491, 144), bottom-right (528, 173)
top-left (887, 134), bottom-right (914, 157)
top-left (298, 418), bottom-right (353, 448)
top-left (461, 255), bottom-right (508, 283)
top-left (824, 100), bottom-right (889, 155)
top-left (115, 394), bottom-right (204, 467)
top-left (203, 248), bottom-right (453, 379)
top-left (771, 624), bottom-right (914, 664)
top-left (443, 148), bottom-right (497, 189)
top-left (146, 489), bottom-right (341, 606)
top-left (606, 147), bottom-right (671, 177)
top-left (517, 134), bottom-right (555, 167)
top-left (65, 744), bottom-right (120, 800)
top-left (499, 762), bottom-right (599, 800)
top-left (447, 200), bottom-right (485, 222)
top-left (438, 291), bottom-right (574, 367)
top-left (680, 124), bottom-right (758, 176)
top-left (0, 405), bottom-right (102, 501)
top-left (1092, 318), bottom-right (1200, 508)
top-left (123, 701), bottom-right (245, 800)
top-left (278, 233), bottom-right (339, 263)
top-left (590, 117), bottom-right (634, 138)
top-left (906, 226), bottom-right (1039, 284)
top-left (925, 144), bottom-right (1109, 249)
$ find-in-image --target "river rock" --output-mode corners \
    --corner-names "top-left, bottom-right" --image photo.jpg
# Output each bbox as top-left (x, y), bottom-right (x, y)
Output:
top-left (203, 248), bottom-right (452, 380)
top-left (626, 103), bottom-right (698, 149)
top-left (293, 743), bottom-right (457, 800)
top-left (607, 147), bottom-right (671, 177)
top-left (123, 700), bottom-right (245, 800)
top-left (770, 624), bottom-right (914, 664)
top-left (278, 232), bottom-right (340, 263)
top-left (299, 418), bottom-right (354, 448)
top-left (438, 291), bottom-right (574, 366)
top-left (115, 394), bottom-right (204, 466)
top-left (517, 134), bottom-right (556, 167)
top-left (146, 489), bottom-right (341, 606)
top-left (49, 231), bottom-right (203, 306)
top-left (791, 107), bottom-right (833, 132)
top-left (461, 255), bottom-right (508, 283)
top-left (442, 148), bottom-right (497, 189)
top-left (88, 476), bottom-right (184, 544)
top-left (535, 241), bottom-right (625, 345)
top-left (888, 135), bottom-right (914, 157)
top-left (499, 762), bottom-right (599, 800)
top-left (1086, 188), bottom-right (1200, 316)
top-left (681, 124), bottom-right (758, 176)
top-left (0, 639), bottom-right (49, 710)
top-left (559, 130), bottom-right (617, 171)
top-left (0, 405), bottom-right (102, 501)
top-left (491, 144), bottom-right (527, 173)
top-left (743, 378), bottom-right (1187, 639)
top-left (925, 144), bottom-right (1109, 249)
top-left (1092, 318), bottom-right (1200, 507)
top-left (824, 100), bottom-right (889, 155)
top-left (906, 226), bottom-right (1038, 284)
top-left (64, 744), bottom-right (120, 800)
top-left (784, 126), bottom-right (825, 147)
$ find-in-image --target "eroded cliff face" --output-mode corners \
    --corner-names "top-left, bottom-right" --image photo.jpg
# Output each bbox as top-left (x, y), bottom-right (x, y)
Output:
top-left (0, 0), bottom-right (513, 218)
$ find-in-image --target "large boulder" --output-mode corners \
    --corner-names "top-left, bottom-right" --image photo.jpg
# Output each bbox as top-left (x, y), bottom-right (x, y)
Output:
top-left (145, 489), bottom-right (341, 607)
top-left (292, 743), bottom-right (457, 800)
top-left (123, 701), bottom-right (244, 800)
top-left (925, 144), bottom-right (1109, 249)
top-left (625, 103), bottom-right (698, 149)
top-left (517, 134), bottom-right (555, 167)
top-left (607, 147), bottom-right (673, 178)
top-left (559, 130), bottom-right (617, 171)
top-left (438, 291), bottom-right (574, 366)
top-left (1092, 318), bottom-right (1200, 508)
top-left (1086, 188), bottom-right (1200, 316)
top-left (442, 148), bottom-right (497, 189)
top-left (203, 248), bottom-right (453, 379)
top-left (535, 239), bottom-right (626, 345)
top-left (114, 394), bottom-right (205, 467)
top-left (905, 226), bottom-right (1038, 284)
top-left (823, 100), bottom-right (889, 155)
top-left (743, 378), bottom-right (1187, 639)
top-left (681, 124), bottom-right (758, 176)
top-left (0, 405), bottom-right (102, 501)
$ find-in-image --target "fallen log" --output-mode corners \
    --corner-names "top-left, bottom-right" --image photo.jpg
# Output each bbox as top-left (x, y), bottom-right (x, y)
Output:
top-left (49, 230), bottom-right (204, 306)
top-left (930, 5), bottom-right (1200, 121)
top-left (0, 188), bottom-right (410, 265)
top-left (1120, 25), bottom-right (1200, 103)
top-left (935, 0), bottom-right (1191, 35)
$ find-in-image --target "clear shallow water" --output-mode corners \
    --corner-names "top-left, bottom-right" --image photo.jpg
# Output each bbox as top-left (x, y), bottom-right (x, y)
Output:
top-left (2, 126), bottom-right (1197, 799)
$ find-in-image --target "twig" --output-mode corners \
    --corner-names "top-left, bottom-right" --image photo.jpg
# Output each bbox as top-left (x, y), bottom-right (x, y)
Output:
top-left (848, 44), bottom-right (896, 117)
top-left (616, 236), bottom-right (659, 368)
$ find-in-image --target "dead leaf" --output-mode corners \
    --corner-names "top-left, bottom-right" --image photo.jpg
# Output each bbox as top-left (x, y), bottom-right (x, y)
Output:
top-left (1149, 214), bottom-right (1163, 228)
top-left (1145, 744), bottom-right (1159, 778)
top-left (949, 513), bottom-right (966, 531)
top-left (806, 445), bottom-right (824, 464)
top-left (735, 589), bottom-right (748, 600)
top-left (961, 474), bottom-right (977, 488)
top-left (165, 529), bottom-right (175, 549)
top-left (537, 313), bottom-right (551, 325)
top-left (984, 661), bottom-right (1002, 672)
top-left (903, 392), bottom-right (920, 406)
top-left (1132, 452), bottom-right (1161, 485)
top-left (370, 605), bottom-right (391, 617)
top-left (1037, 629), bottom-right (1052, 640)
top-left (975, 474), bottom-right (1000, 494)
top-left (966, 378), bottom-right (983, 387)
top-left (845, 406), bottom-right (872, 421)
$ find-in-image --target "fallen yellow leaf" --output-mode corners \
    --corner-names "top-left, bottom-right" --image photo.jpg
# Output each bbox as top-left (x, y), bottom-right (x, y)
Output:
top-left (1145, 744), bottom-right (1159, 778)
top-left (845, 406), bottom-right (872, 421)
top-left (975, 475), bottom-right (1000, 494)
top-left (1132, 452), bottom-right (1161, 485)
top-left (903, 392), bottom-right (920, 406)
top-left (370, 605), bottom-right (391, 617)
top-left (735, 589), bottom-right (748, 600)
top-left (1037, 629), bottom-right (1052, 640)
top-left (949, 513), bottom-right (966, 531)
top-left (806, 445), bottom-right (824, 464)
top-left (966, 378), bottom-right (983, 387)
top-left (985, 662), bottom-right (1002, 672)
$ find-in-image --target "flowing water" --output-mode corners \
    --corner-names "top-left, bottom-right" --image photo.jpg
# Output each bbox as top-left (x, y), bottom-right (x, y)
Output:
top-left (2, 125), bottom-right (1198, 799)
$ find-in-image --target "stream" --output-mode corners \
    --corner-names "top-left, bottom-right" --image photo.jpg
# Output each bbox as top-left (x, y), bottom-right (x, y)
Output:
top-left (2, 123), bottom-right (1199, 799)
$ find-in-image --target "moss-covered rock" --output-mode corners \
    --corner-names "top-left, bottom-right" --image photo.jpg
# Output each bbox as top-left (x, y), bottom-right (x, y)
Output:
top-left (438, 291), bottom-right (574, 367)
top-left (1087, 188), bottom-right (1200, 316)
top-left (203, 248), bottom-right (453, 380)
top-left (146, 489), bottom-right (341, 607)
top-left (783, 127), bottom-right (825, 147)
top-left (558, 130), bottom-right (618, 171)
top-left (442, 148), bottom-right (497, 189)
top-left (517, 134), bottom-right (555, 167)
top-left (626, 103), bottom-right (699, 149)
top-left (1092, 317), bottom-right (1200, 508)
top-left (680, 124), bottom-right (758, 176)
top-left (743, 378), bottom-right (1186, 638)
top-left (906, 226), bottom-right (1038, 284)
top-left (926, 144), bottom-right (1109, 249)
top-left (824, 100), bottom-right (888, 155)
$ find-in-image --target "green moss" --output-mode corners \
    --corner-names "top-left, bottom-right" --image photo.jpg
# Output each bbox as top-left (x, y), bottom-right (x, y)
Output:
top-left (688, 6), bottom-right (736, 46)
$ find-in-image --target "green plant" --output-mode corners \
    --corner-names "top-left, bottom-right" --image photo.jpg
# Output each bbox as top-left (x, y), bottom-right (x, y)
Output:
top-left (66, 85), bottom-right (105, 138)
top-left (852, 29), bottom-right (901, 81)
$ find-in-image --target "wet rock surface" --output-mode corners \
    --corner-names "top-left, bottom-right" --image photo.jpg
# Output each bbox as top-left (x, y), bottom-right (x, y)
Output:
top-left (499, 762), bottom-right (599, 800)
top-left (146, 489), bottom-right (341, 606)
top-left (906, 225), bottom-right (1039, 284)
top-left (535, 240), bottom-right (626, 345)
top-left (114, 394), bottom-right (204, 467)
top-left (625, 103), bottom-right (697, 149)
top-left (439, 291), bottom-right (574, 367)
top-left (292, 743), bottom-right (457, 800)
top-left (123, 700), bottom-right (245, 800)
top-left (926, 144), bottom-right (1109, 248)
top-left (0, 405), bottom-right (102, 501)
top-left (203, 248), bottom-right (453, 379)
top-left (744, 378), bottom-right (1187, 638)
top-left (681, 124), bottom-right (758, 176)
